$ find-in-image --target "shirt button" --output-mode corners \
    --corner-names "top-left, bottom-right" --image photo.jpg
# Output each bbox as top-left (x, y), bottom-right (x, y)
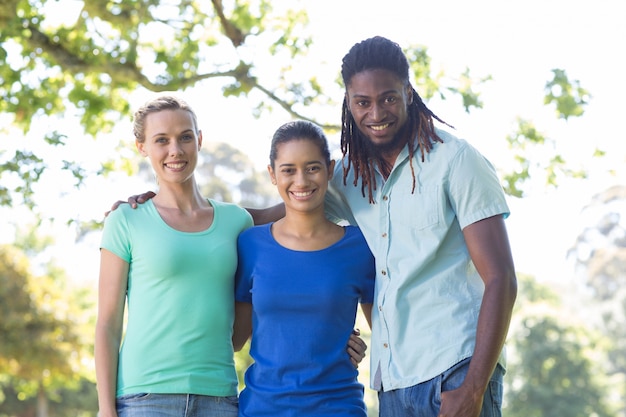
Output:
top-left (381, 232), bottom-right (387, 238)
top-left (382, 195), bottom-right (388, 201)
top-left (383, 343), bottom-right (389, 348)
top-left (381, 270), bottom-right (387, 276)
top-left (378, 306), bottom-right (382, 311)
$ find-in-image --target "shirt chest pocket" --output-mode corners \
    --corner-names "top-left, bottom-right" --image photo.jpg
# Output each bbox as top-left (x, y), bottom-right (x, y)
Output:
top-left (391, 186), bottom-right (441, 231)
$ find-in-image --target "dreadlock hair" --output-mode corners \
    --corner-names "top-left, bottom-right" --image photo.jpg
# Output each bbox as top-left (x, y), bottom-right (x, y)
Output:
top-left (340, 36), bottom-right (452, 203)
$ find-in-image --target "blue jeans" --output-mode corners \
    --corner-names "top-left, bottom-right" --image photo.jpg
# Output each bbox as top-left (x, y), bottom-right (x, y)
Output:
top-left (116, 393), bottom-right (238, 417)
top-left (378, 358), bottom-right (503, 417)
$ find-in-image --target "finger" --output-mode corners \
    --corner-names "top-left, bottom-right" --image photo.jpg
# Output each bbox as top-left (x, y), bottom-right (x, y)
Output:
top-left (352, 328), bottom-right (360, 336)
top-left (348, 346), bottom-right (366, 361)
top-left (136, 191), bottom-right (156, 204)
top-left (350, 355), bottom-right (359, 368)
top-left (110, 200), bottom-right (123, 211)
top-left (349, 334), bottom-right (367, 351)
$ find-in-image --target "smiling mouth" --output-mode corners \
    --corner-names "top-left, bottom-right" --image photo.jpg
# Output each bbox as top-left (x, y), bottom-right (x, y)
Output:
top-left (291, 190), bottom-right (314, 198)
top-left (370, 123), bottom-right (390, 131)
top-left (165, 162), bottom-right (187, 169)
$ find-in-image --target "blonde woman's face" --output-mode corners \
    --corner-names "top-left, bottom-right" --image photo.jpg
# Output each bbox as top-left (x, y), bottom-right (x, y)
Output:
top-left (136, 109), bottom-right (202, 185)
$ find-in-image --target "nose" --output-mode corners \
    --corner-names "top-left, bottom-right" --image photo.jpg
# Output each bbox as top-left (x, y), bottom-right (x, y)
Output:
top-left (371, 103), bottom-right (385, 121)
top-left (294, 170), bottom-right (308, 186)
top-left (169, 141), bottom-right (183, 156)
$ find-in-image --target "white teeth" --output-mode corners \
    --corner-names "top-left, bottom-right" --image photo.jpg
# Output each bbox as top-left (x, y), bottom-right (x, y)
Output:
top-left (371, 124), bottom-right (389, 131)
top-left (166, 162), bottom-right (186, 169)
top-left (292, 191), bottom-right (313, 197)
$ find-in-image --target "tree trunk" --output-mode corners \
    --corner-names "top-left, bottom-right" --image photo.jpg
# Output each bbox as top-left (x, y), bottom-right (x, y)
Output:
top-left (36, 382), bottom-right (48, 417)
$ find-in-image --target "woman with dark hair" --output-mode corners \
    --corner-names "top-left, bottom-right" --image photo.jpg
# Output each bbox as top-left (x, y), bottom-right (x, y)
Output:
top-left (233, 120), bottom-right (375, 416)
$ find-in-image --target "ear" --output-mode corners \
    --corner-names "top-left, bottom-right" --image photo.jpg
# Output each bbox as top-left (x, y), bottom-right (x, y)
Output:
top-left (267, 165), bottom-right (277, 185)
top-left (328, 159), bottom-right (336, 180)
top-left (136, 140), bottom-right (147, 157)
top-left (406, 83), bottom-right (414, 105)
top-left (197, 130), bottom-right (203, 149)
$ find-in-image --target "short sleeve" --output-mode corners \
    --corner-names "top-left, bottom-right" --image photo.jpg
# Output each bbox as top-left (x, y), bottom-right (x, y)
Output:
top-left (326, 160), bottom-right (358, 225)
top-left (447, 143), bottom-right (510, 230)
top-left (355, 228), bottom-right (376, 304)
top-left (100, 206), bottom-right (132, 262)
top-left (234, 231), bottom-right (254, 303)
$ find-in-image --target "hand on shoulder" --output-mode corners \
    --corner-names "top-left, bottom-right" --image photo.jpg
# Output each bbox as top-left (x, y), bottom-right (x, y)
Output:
top-left (105, 191), bottom-right (156, 217)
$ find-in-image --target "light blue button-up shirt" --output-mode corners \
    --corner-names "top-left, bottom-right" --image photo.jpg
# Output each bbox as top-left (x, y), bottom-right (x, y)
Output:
top-left (326, 129), bottom-right (510, 391)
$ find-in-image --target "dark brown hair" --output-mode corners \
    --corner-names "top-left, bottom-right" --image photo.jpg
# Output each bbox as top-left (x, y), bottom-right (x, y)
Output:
top-left (269, 120), bottom-right (331, 169)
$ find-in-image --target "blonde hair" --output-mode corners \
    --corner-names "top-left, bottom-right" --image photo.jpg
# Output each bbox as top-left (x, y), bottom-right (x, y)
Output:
top-left (132, 96), bottom-right (199, 143)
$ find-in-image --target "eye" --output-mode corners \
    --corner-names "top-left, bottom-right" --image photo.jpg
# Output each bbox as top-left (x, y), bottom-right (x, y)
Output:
top-left (281, 167), bottom-right (295, 175)
top-left (356, 100), bottom-right (369, 107)
top-left (155, 137), bottom-right (168, 144)
top-left (181, 134), bottom-right (194, 141)
top-left (307, 165), bottom-right (321, 173)
top-left (385, 96), bottom-right (397, 104)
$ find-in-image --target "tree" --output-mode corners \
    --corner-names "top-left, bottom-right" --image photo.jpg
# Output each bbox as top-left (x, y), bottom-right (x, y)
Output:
top-left (568, 185), bottom-right (626, 415)
top-left (504, 274), bottom-right (616, 417)
top-left (0, 0), bottom-right (487, 215)
top-left (195, 142), bottom-right (279, 207)
top-left (0, 233), bottom-right (96, 417)
top-left (501, 69), bottom-right (592, 197)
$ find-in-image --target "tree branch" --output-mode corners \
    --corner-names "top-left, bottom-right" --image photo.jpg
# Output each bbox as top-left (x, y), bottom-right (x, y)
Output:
top-left (210, 0), bottom-right (246, 47)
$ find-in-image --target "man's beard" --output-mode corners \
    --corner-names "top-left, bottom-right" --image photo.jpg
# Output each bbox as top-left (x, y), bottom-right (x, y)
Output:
top-left (361, 122), bottom-right (410, 157)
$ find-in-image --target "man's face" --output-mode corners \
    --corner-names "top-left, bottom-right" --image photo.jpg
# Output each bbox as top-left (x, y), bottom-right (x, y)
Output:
top-left (346, 68), bottom-right (413, 154)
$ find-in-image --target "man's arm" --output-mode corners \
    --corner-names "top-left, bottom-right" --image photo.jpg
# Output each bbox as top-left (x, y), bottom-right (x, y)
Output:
top-left (245, 203), bottom-right (285, 225)
top-left (439, 214), bottom-right (517, 417)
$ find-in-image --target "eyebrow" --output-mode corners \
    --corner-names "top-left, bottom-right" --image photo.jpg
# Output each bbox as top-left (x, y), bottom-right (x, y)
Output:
top-left (278, 160), bottom-right (323, 167)
top-left (150, 129), bottom-right (194, 139)
top-left (351, 89), bottom-right (400, 99)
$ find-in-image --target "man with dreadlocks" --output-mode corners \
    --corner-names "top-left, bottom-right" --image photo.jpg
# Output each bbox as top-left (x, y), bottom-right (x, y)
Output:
top-left (322, 36), bottom-right (517, 417)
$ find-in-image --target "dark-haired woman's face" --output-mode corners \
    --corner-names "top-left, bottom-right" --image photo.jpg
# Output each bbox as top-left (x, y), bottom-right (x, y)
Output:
top-left (268, 138), bottom-right (334, 215)
top-left (346, 69), bottom-right (412, 155)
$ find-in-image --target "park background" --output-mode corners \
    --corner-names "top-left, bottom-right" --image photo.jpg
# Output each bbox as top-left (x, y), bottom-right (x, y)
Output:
top-left (1, 0), bottom-right (625, 416)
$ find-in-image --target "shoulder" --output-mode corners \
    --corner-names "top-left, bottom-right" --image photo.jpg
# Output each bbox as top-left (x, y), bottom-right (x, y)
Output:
top-left (237, 224), bottom-right (273, 253)
top-left (344, 224), bottom-right (364, 238)
top-left (104, 201), bottom-right (149, 226)
top-left (427, 128), bottom-right (493, 171)
top-left (210, 199), bottom-right (253, 223)
top-left (238, 223), bottom-right (270, 242)
top-left (431, 128), bottom-right (470, 156)
top-left (342, 226), bottom-right (371, 250)
top-left (209, 199), bottom-right (242, 211)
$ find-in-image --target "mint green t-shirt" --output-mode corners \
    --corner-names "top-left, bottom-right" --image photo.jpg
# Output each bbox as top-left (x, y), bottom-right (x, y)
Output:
top-left (100, 199), bottom-right (253, 397)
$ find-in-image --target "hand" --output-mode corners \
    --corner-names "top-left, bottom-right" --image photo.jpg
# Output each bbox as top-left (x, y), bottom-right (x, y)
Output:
top-left (438, 384), bottom-right (483, 417)
top-left (347, 329), bottom-right (368, 368)
top-left (104, 191), bottom-right (156, 217)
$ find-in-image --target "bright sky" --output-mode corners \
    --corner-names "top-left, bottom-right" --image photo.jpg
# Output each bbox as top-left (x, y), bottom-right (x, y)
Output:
top-left (2, 0), bottom-right (625, 289)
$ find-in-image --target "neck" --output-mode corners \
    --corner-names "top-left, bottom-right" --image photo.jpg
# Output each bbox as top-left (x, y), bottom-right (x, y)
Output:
top-left (153, 179), bottom-right (207, 212)
top-left (271, 207), bottom-right (343, 251)
top-left (277, 205), bottom-right (336, 236)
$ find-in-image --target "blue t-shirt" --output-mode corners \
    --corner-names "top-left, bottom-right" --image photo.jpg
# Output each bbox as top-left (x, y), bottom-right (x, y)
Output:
top-left (234, 224), bottom-right (375, 416)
